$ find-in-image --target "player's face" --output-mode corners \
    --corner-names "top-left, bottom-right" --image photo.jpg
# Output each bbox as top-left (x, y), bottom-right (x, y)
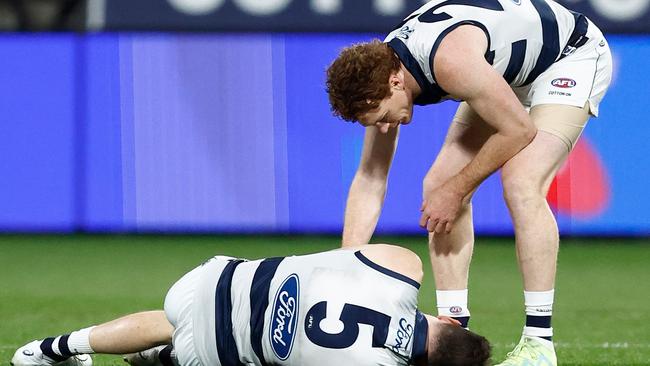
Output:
top-left (358, 83), bottom-right (414, 134)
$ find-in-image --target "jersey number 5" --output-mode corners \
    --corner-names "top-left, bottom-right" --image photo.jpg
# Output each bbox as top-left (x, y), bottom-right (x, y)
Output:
top-left (304, 301), bottom-right (391, 349)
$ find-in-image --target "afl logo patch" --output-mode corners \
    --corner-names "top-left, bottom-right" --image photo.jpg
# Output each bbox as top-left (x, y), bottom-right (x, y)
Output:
top-left (551, 78), bottom-right (577, 88)
top-left (270, 274), bottom-right (300, 360)
top-left (449, 306), bottom-right (463, 315)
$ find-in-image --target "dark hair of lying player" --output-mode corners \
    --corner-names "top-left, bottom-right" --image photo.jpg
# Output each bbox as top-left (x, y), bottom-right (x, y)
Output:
top-left (415, 317), bottom-right (491, 366)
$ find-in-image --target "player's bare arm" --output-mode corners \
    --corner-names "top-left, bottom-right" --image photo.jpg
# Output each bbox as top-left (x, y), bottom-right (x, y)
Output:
top-left (420, 25), bottom-right (536, 234)
top-left (342, 125), bottom-right (399, 247)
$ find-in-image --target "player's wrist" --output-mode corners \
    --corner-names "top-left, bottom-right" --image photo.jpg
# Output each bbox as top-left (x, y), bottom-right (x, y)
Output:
top-left (444, 174), bottom-right (473, 200)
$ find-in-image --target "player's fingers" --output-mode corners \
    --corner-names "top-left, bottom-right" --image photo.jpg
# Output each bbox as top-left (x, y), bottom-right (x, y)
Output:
top-left (419, 212), bottom-right (429, 228)
top-left (434, 220), bottom-right (446, 234)
top-left (445, 221), bottom-right (453, 234)
top-left (426, 217), bottom-right (438, 232)
top-left (437, 316), bottom-right (462, 326)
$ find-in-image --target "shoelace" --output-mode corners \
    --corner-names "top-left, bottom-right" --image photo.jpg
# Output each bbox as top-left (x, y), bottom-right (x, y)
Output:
top-left (504, 338), bottom-right (540, 362)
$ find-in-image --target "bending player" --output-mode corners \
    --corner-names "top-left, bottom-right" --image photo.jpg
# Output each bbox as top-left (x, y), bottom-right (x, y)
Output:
top-left (12, 244), bottom-right (490, 366)
top-left (327, 1), bottom-right (612, 364)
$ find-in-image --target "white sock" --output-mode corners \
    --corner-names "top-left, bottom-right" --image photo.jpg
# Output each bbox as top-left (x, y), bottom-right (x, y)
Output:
top-left (67, 326), bottom-right (96, 354)
top-left (436, 289), bottom-right (470, 328)
top-left (523, 290), bottom-right (554, 339)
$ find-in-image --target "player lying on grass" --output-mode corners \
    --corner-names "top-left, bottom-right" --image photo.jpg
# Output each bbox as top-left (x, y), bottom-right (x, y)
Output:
top-left (12, 244), bottom-right (490, 366)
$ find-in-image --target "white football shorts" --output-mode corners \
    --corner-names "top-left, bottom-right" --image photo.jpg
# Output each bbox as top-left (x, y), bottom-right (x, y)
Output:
top-left (514, 19), bottom-right (613, 117)
top-left (164, 256), bottom-right (237, 366)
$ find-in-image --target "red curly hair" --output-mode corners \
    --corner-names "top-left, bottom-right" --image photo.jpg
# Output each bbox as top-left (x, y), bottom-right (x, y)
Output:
top-left (326, 40), bottom-right (401, 122)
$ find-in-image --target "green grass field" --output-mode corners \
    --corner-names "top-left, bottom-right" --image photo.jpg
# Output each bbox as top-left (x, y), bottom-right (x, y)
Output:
top-left (1, 235), bottom-right (648, 365)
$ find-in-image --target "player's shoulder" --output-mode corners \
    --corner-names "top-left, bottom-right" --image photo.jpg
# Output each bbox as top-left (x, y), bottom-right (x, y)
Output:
top-left (356, 244), bottom-right (424, 285)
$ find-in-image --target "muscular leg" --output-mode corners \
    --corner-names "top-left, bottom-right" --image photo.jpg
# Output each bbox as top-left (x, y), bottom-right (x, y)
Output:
top-left (500, 104), bottom-right (590, 349)
top-left (501, 104), bottom-right (589, 291)
top-left (90, 311), bottom-right (173, 354)
top-left (12, 310), bottom-right (173, 366)
top-left (501, 132), bottom-right (567, 291)
top-left (425, 103), bottom-right (493, 324)
top-left (426, 103), bottom-right (493, 289)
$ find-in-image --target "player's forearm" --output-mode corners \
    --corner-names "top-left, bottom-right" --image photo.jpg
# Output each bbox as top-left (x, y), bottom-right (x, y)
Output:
top-left (450, 127), bottom-right (535, 197)
top-left (342, 174), bottom-right (388, 247)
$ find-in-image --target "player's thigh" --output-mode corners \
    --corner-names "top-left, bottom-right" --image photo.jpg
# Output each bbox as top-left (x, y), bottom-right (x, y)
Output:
top-left (532, 101), bottom-right (592, 151)
top-left (502, 104), bottom-right (590, 196)
top-left (424, 102), bottom-right (494, 190)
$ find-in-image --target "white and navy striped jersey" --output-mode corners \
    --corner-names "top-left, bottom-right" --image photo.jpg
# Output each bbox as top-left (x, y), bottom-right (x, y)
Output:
top-left (192, 249), bottom-right (426, 366)
top-left (384, 0), bottom-right (591, 105)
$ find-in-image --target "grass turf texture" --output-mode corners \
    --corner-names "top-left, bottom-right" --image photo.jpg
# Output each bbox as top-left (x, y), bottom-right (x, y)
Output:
top-left (1, 235), bottom-right (648, 365)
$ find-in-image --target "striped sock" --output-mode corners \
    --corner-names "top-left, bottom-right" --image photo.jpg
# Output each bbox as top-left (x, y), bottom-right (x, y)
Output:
top-left (436, 289), bottom-right (471, 329)
top-left (523, 290), bottom-right (554, 341)
top-left (40, 327), bottom-right (95, 361)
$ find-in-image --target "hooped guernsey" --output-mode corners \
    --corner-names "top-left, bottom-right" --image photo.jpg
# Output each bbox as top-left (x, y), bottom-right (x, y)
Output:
top-left (191, 249), bottom-right (427, 366)
top-left (383, 0), bottom-right (592, 105)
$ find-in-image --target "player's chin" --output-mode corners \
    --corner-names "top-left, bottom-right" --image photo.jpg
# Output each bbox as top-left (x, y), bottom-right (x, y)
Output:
top-left (403, 111), bottom-right (414, 124)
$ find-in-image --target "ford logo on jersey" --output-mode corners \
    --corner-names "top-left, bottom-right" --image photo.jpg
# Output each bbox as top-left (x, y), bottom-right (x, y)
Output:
top-left (269, 274), bottom-right (300, 360)
top-left (392, 318), bottom-right (414, 352)
top-left (551, 78), bottom-right (577, 88)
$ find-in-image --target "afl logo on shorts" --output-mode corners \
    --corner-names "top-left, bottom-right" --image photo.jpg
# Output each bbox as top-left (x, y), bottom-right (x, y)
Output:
top-left (551, 78), bottom-right (577, 88)
top-left (270, 274), bottom-right (300, 360)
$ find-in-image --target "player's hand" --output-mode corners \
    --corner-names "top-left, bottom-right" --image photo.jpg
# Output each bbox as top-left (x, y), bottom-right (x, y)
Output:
top-left (419, 184), bottom-right (464, 234)
top-left (436, 315), bottom-right (462, 327)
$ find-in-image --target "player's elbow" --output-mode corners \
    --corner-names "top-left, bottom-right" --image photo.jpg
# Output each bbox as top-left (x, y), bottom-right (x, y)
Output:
top-left (360, 157), bottom-right (392, 177)
top-left (354, 165), bottom-right (390, 189)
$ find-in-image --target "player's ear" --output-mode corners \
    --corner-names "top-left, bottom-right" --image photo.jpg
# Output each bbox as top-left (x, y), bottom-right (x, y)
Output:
top-left (389, 71), bottom-right (405, 90)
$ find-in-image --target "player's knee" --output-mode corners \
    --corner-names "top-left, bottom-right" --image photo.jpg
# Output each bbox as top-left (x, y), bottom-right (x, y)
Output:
top-left (423, 177), bottom-right (443, 194)
top-left (502, 174), bottom-right (546, 211)
top-left (422, 166), bottom-right (451, 193)
top-left (423, 176), bottom-right (477, 206)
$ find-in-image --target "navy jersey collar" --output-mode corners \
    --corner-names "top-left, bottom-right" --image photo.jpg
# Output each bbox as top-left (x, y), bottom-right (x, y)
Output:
top-left (386, 38), bottom-right (448, 105)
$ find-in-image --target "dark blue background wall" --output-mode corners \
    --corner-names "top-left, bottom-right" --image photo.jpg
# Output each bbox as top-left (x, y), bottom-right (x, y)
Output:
top-left (96, 0), bottom-right (650, 34)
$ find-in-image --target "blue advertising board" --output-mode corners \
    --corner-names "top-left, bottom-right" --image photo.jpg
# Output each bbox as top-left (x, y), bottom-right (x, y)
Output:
top-left (90, 0), bottom-right (650, 34)
top-left (0, 35), bottom-right (78, 232)
top-left (0, 32), bottom-right (649, 235)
